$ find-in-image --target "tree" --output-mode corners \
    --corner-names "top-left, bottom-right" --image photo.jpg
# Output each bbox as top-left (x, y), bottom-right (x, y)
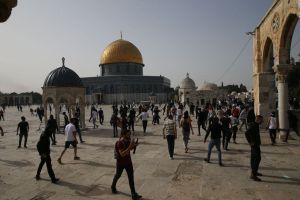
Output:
top-left (287, 63), bottom-right (300, 98)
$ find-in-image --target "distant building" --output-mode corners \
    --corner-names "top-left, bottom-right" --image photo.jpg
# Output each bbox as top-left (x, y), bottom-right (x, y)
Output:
top-left (81, 38), bottom-right (172, 104)
top-left (0, 92), bottom-right (42, 106)
top-left (178, 73), bottom-right (227, 105)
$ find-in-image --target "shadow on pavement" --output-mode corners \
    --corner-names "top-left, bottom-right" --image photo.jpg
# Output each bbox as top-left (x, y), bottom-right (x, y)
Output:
top-left (0, 159), bottom-right (34, 167)
top-left (261, 174), bottom-right (300, 185)
top-left (64, 159), bottom-right (115, 168)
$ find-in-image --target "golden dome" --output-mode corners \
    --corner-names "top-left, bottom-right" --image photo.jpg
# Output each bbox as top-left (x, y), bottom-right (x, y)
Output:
top-left (100, 39), bottom-right (144, 65)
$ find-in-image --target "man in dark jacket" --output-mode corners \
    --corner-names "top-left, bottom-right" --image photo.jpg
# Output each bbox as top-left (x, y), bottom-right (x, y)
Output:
top-left (204, 117), bottom-right (223, 166)
top-left (36, 126), bottom-right (59, 183)
top-left (247, 107), bottom-right (256, 123)
top-left (47, 115), bottom-right (59, 145)
top-left (17, 116), bottom-right (29, 148)
top-left (245, 115), bottom-right (263, 181)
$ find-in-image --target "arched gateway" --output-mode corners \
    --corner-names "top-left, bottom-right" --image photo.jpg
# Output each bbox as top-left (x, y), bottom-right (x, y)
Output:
top-left (253, 0), bottom-right (300, 139)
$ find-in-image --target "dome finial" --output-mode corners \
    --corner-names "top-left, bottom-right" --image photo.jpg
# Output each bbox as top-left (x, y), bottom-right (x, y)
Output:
top-left (62, 57), bottom-right (65, 67)
top-left (186, 72), bottom-right (189, 78)
top-left (120, 31), bottom-right (123, 40)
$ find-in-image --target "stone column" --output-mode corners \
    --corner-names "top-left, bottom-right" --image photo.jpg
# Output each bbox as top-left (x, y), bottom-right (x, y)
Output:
top-left (80, 104), bottom-right (86, 129)
top-left (273, 64), bottom-right (294, 140)
top-left (44, 103), bottom-right (48, 125)
top-left (55, 104), bottom-right (60, 131)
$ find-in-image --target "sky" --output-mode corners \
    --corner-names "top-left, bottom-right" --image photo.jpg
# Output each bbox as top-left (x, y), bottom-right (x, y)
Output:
top-left (0, 0), bottom-right (299, 93)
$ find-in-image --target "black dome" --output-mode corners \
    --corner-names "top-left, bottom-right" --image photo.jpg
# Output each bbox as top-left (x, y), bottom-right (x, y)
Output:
top-left (44, 63), bottom-right (83, 87)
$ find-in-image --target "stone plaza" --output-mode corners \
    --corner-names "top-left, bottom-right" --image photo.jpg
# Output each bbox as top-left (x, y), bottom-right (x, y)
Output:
top-left (0, 105), bottom-right (299, 200)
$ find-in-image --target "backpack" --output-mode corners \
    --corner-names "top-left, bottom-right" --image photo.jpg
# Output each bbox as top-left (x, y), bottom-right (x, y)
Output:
top-left (182, 119), bottom-right (190, 132)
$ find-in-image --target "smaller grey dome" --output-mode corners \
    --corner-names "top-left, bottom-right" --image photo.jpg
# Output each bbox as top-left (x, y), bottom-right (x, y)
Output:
top-left (199, 82), bottom-right (218, 91)
top-left (43, 58), bottom-right (83, 87)
top-left (180, 73), bottom-right (196, 89)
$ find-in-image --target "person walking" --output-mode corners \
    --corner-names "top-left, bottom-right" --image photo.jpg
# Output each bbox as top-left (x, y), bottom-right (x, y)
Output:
top-left (74, 117), bottom-right (85, 143)
top-left (247, 107), bottom-right (256, 124)
top-left (220, 113), bottom-right (232, 150)
top-left (204, 117), bottom-right (223, 166)
top-left (197, 108), bottom-right (207, 136)
top-left (128, 108), bottom-right (136, 132)
top-left (63, 112), bottom-right (69, 128)
top-left (47, 115), bottom-right (59, 145)
top-left (0, 125), bottom-right (4, 136)
top-left (36, 125), bottom-right (59, 183)
top-left (111, 129), bottom-right (142, 200)
top-left (0, 109), bottom-right (4, 121)
top-left (180, 111), bottom-right (194, 153)
top-left (91, 109), bottom-right (98, 129)
top-left (285, 110), bottom-right (299, 142)
top-left (231, 115), bottom-right (239, 143)
top-left (239, 107), bottom-right (248, 131)
top-left (245, 115), bottom-right (263, 181)
top-left (266, 111), bottom-right (278, 145)
top-left (110, 111), bottom-right (120, 137)
top-left (163, 114), bottom-right (177, 159)
top-left (176, 104), bottom-right (183, 128)
top-left (17, 116), bottom-right (29, 148)
top-left (140, 109), bottom-right (149, 134)
top-left (98, 108), bottom-right (104, 125)
top-left (57, 118), bottom-right (80, 164)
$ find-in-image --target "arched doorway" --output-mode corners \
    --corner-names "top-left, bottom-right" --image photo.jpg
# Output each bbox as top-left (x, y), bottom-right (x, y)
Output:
top-left (253, 0), bottom-right (299, 139)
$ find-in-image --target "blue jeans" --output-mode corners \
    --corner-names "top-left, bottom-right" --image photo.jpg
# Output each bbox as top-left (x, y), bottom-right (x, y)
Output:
top-left (207, 138), bottom-right (222, 164)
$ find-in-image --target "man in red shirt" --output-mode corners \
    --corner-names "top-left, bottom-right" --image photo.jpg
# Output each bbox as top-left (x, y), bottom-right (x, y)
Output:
top-left (111, 129), bottom-right (142, 200)
top-left (231, 105), bottom-right (240, 118)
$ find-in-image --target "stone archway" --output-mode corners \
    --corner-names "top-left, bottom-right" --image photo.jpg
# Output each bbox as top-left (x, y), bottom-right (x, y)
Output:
top-left (43, 87), bottom-right (86, 129)
top-left (253, 0), bottom-right (300, 139)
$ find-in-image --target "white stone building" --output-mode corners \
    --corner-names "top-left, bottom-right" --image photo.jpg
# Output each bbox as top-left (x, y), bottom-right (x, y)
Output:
top-left (178, 73), bottom-right (227, 106)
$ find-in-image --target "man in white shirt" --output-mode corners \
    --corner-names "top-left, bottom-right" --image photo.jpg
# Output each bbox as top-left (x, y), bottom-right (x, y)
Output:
top-left (92, 109), bottom-right (98, 129)
top-left (140, 109), bottom-right (149, 133)
top-left (57, 118), bottom-right (80, 164)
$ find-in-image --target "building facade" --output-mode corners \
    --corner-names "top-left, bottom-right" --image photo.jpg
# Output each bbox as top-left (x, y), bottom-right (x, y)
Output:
top-left (0, 92), bottom-right (38, 106)
top-left (178, 74), bottom-right (227, 105)
top-left (252, 0), bottom-right (300, 137)
top-left (81, 38), bottom-right (172, 104)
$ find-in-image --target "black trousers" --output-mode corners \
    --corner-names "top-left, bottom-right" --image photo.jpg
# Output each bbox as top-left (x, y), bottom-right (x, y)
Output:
top-left (76, 127), bottom-right (83, 142)
top-left (113, 125), bottom-right (118, 137)
top-left (18, 133), bottom-right (28, 147)
top-left (269, 129), bottom-right (276, 144)
top-left (112, 162), bottom-right (136, 195)
top-left (99, 116), bottom-right (104, 125)
top-left (232, 126), bottom-right (238, 141)
top-left (166, 135), bottom-right (175, 158)
top-left (197, 120), bottom-right (206, 135)
top-left (224, 131), bottom-right (232, 150)
top-left (50, 129), bottom-right (56, 144)
top-left (222, 132), bottom-right (226, 149)
top-left (250, 145), bottom-right (261, 176)
top-left (142, 120), bottom-right (147, 133)
top-left (128, 120), bottom-right (135, 131)
top-left (36, 155), bottom-right (56, 180)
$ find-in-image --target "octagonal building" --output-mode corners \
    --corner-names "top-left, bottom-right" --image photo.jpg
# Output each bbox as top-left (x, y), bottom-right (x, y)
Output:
top-left (81, 38), bottom-right (171, 104)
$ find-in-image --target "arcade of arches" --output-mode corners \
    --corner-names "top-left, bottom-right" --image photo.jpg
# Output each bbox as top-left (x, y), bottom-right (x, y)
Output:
top-left (253, 0), bottom-right (300, 139)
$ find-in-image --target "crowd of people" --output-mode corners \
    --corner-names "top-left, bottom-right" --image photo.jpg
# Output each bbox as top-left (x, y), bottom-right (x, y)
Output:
top-left (0, 99), bottom-right (299, 200)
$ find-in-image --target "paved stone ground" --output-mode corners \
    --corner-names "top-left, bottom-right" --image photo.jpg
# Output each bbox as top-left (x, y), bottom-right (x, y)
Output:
top-left (0, 105), bottom-right (299, 200)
